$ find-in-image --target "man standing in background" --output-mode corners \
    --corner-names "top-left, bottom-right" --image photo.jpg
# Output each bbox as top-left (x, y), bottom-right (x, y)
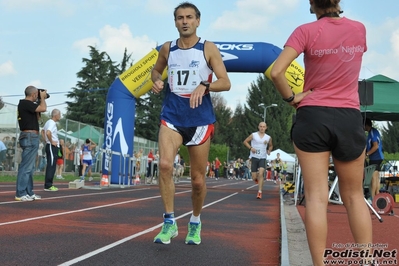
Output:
top-left (364, 118), bottom-right (384, 200)
top-left (80, 139), bottom-right (97, 181)
top-left (36, 141), bottom-right (43, 172)
top-left (147, 149), bottom-right (154, 178)
top-left (214, 157), bottom-right (221, 180)
top-left (153, 150), bottom-right (159, 178)
top-left (43, 109), bottom-right (61, 192)
top-left (55, 139), bottom-right (65, 179)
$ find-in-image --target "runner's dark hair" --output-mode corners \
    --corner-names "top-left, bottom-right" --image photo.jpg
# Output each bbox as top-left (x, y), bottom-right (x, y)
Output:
top-left (174, 2), bottom-right (201, 19)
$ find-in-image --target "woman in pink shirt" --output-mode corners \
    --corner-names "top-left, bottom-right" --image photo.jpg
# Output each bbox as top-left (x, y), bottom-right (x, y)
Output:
top-left (271, 1), bottom-right (372, 265)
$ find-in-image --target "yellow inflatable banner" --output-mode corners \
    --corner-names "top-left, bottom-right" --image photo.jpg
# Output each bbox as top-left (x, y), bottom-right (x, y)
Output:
top-left (119, 49), bottom-right (167, 98)
top-left (265, 60), bottom-right (304, 95)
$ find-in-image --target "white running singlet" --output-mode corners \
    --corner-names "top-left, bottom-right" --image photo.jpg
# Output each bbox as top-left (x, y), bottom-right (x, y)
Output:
top-left (250, 132), bottom-right (270, 159)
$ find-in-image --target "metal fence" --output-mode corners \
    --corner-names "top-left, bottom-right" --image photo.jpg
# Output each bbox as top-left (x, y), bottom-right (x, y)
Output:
top-left (0, 105), bottom-right (159, 177)
top-left (57, 119), bottom-right (104, 174)
top-left (56, 119), bottom-right (160, 178)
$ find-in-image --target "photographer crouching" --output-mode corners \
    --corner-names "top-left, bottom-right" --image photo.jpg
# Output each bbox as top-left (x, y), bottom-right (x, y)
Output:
top-left (15, 86), bottom-right (48, 201)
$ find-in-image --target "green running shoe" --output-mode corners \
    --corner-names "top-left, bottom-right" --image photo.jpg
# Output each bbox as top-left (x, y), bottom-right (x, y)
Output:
top-left (154, 220), bottom-right (178, 244)
top-left (185, 222), bottom-right (201, 245)
top-left (44, 186), bottom-right (58, 192)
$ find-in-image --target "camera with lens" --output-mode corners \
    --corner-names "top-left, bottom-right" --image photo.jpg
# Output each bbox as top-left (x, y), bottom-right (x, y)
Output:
top-left (37, 88), bottom-right (50, 105)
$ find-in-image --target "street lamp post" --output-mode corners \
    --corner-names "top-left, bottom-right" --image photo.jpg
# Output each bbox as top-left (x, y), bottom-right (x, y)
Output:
top-left (258, 103), bottom-right (278, 122)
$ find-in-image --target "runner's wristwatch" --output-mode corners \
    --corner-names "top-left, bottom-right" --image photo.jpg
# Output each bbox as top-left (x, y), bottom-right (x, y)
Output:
top-left (200, 81), bottom-right (210, 91)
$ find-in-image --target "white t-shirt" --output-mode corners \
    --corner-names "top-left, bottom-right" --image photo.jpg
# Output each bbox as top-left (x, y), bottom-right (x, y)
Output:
top-left (43, 119), bottom-right (59, 145)
top-left (250, 132), bottom-right (270, 159)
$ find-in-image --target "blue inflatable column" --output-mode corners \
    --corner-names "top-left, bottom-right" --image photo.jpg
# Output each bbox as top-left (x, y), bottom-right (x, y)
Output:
top-left (102, 78), bottom-right (135, 184)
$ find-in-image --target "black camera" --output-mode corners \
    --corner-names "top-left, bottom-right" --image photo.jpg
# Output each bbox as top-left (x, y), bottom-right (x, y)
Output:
top-left (36, 88), bottom-right (50, 105)
top-left (38, 88), bottom-right (50, 99)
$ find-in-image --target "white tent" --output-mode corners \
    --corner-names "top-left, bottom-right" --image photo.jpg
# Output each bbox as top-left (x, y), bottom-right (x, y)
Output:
top-left (269, 148), bottom-right (295, 162)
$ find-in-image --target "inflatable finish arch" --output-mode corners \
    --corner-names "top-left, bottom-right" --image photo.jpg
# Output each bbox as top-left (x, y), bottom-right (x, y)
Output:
top-left (102, 42), bottom-right (304, 184)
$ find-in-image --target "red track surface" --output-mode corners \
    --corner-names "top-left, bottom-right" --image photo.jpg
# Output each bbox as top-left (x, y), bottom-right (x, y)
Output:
top-left (297, 200), bottom-right (399, 265)
top-left (0, 179), bottom-right (281, 266)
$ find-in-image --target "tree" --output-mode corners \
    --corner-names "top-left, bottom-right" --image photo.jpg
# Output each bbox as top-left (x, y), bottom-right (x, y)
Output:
top-left (65, 46), bottom-right (119, 128)
top-left (211, 93), bottom-right (233, 145)
top-left (381, 121), bottom-right (399, 154)
top-left (119, 48), bottom-right (134, 74)
top-left (209, 144), bottom-right (229, 166)
top-left (228, 103), bottom-right (249, 159)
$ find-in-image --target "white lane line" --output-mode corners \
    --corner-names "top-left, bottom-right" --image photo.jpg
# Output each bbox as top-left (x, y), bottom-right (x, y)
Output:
top-left (58, 192), bottom-right (238, 266)
top-left (0, 187), bottom-right (77, 194)
top-left (0, 190), bottom-right (17, 193)
top-left (0, 190), bottom-right (191, 226)
top-left (246, 185), bottom-right (259, 190)
top-left (210, 181), bottom-right (246, 188)
top-left (0, 188), bottom-right (150, 205)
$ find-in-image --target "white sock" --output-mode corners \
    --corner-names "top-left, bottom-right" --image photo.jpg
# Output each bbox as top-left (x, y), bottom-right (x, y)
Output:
top-left (190, 214), bottom-right (201, 224)
top-left (258, 190), bottom-right (262, 193)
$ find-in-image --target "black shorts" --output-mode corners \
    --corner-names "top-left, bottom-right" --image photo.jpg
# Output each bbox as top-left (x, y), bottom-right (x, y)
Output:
top-left (292, 107), bottom-right (366, 161)
top-left (275, 167), bottom-right (281, 173)
top-left (251, 157), bottom-right (266, 172)
top-left (368, 160), bottom-right (383, 171)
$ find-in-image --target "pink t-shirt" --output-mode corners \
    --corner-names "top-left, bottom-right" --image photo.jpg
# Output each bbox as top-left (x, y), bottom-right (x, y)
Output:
top-left (286, 17), bottom-right (367, 109)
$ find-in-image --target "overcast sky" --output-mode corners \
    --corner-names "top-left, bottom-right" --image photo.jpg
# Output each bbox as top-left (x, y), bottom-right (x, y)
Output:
top-left (1, 0), bottom-right (398, 115)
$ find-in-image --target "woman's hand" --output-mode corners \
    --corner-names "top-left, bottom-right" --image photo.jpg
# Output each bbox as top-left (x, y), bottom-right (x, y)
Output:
top-left (288, 90), bottom-right (313, 108)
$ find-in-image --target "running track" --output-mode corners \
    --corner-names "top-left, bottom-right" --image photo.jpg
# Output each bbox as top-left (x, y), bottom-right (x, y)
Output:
top-left (2, 178), bottom-right (398, 266)
top-left (0, 178), bottom-right (281, 266)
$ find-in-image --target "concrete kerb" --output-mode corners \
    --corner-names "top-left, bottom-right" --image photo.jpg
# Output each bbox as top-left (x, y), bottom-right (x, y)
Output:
top-left (281, 190), bottom-right (313, 266)
top-left (280, 189), bottom-right (290, 266)
top-left (80, 179), bottom-right (156, 190)
top-left (81, 185), bottom-right (107, 190)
